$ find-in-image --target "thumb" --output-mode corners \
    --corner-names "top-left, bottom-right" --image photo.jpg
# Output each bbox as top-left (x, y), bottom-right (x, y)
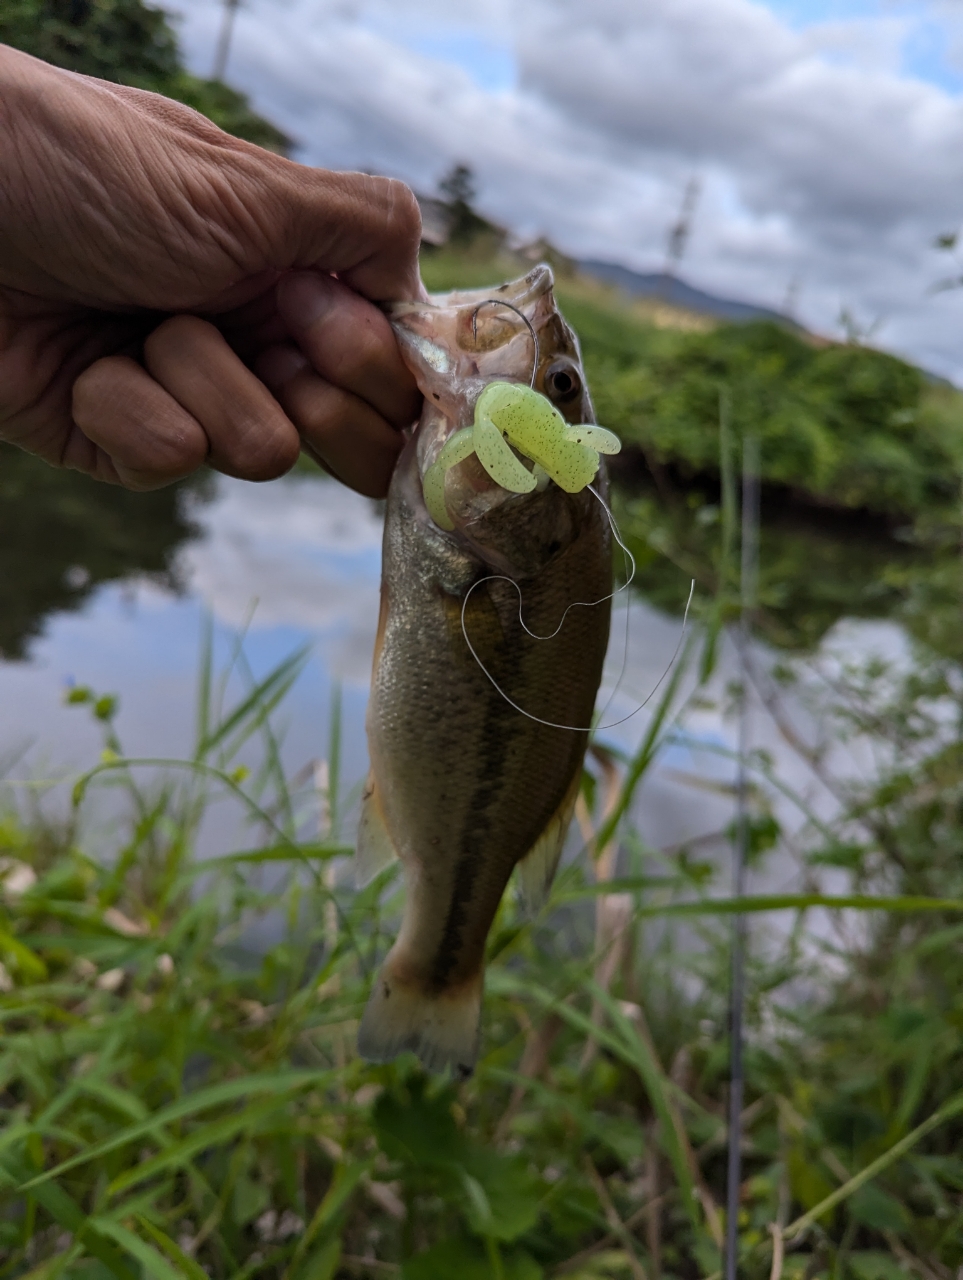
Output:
top-left (267, 165), bottom-right (423, 303)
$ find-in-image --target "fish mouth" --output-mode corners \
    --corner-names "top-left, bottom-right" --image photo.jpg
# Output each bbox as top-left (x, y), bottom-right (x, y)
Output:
top-left (387, 263), bottom-right (555, 321)
top-left (388, 263), bottom-right (572, 421)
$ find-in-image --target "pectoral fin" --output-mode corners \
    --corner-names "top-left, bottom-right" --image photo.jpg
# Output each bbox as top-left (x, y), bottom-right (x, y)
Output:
top-left (515, 768), bottom-right (583, 914)
top-left (355, 773), bottom-right (399, 888)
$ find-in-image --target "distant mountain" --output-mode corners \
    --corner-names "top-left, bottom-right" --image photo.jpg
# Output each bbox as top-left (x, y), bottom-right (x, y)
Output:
top-left (578, 260), bottom-right (792, 326)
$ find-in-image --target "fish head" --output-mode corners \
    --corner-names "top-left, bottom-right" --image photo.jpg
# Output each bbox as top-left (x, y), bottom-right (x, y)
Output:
top-left (389, 264), bottom-right (592, 430)
top-left (388, 265), bottom-right (602, 577)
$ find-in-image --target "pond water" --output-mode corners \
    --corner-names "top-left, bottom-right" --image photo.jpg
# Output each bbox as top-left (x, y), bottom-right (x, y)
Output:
top-left (0, 446), bottom-right (924, 916)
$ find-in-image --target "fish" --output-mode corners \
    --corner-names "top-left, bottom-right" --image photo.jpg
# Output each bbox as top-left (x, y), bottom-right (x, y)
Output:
top-left (356, 264), bottom-right (615, 1076)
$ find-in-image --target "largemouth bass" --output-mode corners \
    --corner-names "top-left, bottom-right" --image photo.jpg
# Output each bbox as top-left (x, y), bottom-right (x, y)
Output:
top-left (356, 265), bottom-right (615, 1076)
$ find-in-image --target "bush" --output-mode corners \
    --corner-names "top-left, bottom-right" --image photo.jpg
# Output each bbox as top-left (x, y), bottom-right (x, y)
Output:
top-left (589, 321), bottom-right (963, 520)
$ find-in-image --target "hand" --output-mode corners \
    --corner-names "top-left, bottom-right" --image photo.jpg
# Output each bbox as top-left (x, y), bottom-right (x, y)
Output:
top-left (0, 43), bottom-right (423, 497)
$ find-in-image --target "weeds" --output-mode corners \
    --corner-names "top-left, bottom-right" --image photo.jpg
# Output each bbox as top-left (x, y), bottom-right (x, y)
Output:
top-left (1, 607), bottom-right (963, 1280)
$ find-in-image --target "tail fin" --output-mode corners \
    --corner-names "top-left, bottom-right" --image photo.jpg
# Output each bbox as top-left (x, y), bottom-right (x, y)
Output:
top-left (357, 963), bottom-right (482, 1078)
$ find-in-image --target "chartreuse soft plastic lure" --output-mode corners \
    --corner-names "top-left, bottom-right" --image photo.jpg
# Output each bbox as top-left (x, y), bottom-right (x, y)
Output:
top-left (423, 381), bottom-right (621, 531)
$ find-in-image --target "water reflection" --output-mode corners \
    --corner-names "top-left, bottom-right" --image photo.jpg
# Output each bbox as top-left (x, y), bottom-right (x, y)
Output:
top-left (183, 475), bottom-right (384, 684)
top-left (0, 470), bottom-right (382, 792)
top-left (5, 439), bottom-right (953, 674)
top-left (0, 456), bottom-right (932, 938)
top-left (615, 468), bottom-right (957, 658)
top-left (0, 443), bottom-right (209, 660)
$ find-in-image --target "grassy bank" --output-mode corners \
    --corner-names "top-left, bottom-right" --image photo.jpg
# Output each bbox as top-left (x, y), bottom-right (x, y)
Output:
top-left (422, 243), bottom-right (963, 521)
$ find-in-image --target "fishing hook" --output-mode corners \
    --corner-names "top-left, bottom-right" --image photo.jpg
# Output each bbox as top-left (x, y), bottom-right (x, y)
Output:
top-left (471, 299), bottom-right (540, 388)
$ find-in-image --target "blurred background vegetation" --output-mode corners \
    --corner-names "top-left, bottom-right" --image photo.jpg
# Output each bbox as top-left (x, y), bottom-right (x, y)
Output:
top-left (5, 4), bottom-right (963, 1278)
top-left (0, 0), bottom-right (291, 150)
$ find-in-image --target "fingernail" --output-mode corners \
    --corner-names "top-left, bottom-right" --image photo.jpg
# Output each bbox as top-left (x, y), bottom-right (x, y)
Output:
top-left (255, 344), bottom-right (309, 391)
top-left (278, 271), bottom-right (336, 332)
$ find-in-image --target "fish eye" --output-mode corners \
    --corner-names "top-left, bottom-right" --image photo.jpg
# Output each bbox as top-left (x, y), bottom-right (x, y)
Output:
top-left (544, 361), bottom-right (582, 405)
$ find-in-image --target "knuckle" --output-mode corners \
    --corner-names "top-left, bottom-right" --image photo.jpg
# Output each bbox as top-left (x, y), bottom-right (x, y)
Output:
top-left (343, 174), bottom-right (421, 252)
top-left (380, 178), bottom-right (422, 248)
top-left (71, 358), bottom-right (115, 419)
top-left (73, 355), bottom-right (209, 481)
top-left (143, 314), bottom-right (210, 366)
top-left (231, 417), bottom-right (300, 482)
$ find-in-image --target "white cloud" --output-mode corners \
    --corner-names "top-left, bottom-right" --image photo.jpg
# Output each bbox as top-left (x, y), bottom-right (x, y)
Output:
top-left (163, 0), bottom-right (963, 380)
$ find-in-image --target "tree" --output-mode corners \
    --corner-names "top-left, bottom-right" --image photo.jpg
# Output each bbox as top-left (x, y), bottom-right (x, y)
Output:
top-left (0, 0), bottom-right (291, 153)
top-left (437, 163), bottom-right (495, 245)
top-left (438, 163), bottom-right (475, 208)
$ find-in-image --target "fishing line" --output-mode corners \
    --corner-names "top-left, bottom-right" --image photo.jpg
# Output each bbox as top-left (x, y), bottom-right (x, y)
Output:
top-left (466, 485), bottom-right (635, 645)
top-left (471, 299), bottom-right (540, 388)
top-left (459, 484), bottom-right (696, 733)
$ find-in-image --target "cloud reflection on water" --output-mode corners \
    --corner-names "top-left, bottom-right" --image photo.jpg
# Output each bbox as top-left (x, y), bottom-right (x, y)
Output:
top-left (181, 475), bottom-right (384, 684)
top-left (0, 469), bottom-right (909, 965)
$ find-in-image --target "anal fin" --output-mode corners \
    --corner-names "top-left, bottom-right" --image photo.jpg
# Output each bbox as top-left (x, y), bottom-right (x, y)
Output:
top-left (515, 768), bottom-right (582, 915)
top-left (355, 772), bottom-right (399, 888)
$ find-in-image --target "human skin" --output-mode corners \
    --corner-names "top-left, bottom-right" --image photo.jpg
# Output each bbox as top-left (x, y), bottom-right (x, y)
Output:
top-left (0, 42), bottom-right (424, 497)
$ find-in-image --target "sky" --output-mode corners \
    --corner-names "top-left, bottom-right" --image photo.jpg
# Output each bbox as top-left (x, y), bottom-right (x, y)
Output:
top-left (161, 0), bottom-right (963, 382)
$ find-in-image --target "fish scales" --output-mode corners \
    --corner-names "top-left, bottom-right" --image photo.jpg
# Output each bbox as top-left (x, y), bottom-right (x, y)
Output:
top-left (357, 265), bottom-right (613, 1075)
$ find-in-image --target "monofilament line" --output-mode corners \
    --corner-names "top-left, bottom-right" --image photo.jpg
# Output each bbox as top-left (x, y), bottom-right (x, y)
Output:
top-left (459, 484), bottom-right (696, 732)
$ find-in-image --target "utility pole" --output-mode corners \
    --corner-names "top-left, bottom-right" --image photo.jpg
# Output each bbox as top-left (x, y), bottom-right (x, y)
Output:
top-left (724, 433), bottom-right (760, 1280)
top-left (660, 176), bottom-right (701, 301)
top-left (212, 0), bottom-right (241, 82)
top-left (782, 273), bottom-right (801, 322)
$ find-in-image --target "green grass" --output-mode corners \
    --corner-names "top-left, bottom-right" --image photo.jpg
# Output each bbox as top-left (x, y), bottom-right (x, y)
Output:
top-left (4, 596), bottom-right (963, 1279)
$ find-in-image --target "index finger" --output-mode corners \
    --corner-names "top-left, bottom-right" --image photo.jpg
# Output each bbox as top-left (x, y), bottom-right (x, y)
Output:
top-left (277, 271), bottom-right (421, 429)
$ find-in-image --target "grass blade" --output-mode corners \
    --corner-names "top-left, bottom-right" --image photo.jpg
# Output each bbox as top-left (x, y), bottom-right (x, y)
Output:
top-left (292, 1237), bottom-right (341, 1280)
top-left (17, 1069), bottom-right (334, 1192)
top-left (0, 1154), bottom-right (137, 1280)
top-left (618, 893), bottom-right (963, 918)
top-left (285, 1159), bottom-right (371, 1277)
top-left (107, 1094), bottom-right (291, 1195)
top-left (91, 1219), bottom-right (189, 1280)
top-left (594, 631), bottom-right (696, 853)
top-left (194, 612), bottom-right (214, 761)
top-left (784, 1089), bottom-right (963, 1241)
top-left (197, 648), bottom-right (308, 759)
top-left (327, 681), bottom-right (342, 840)
top-left (135, 1215), bottom-right (210, 1280)
top-left (492, 972), bottom-right (702, 1233)
top-left (587, 980), bottom-right (708, 1237)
